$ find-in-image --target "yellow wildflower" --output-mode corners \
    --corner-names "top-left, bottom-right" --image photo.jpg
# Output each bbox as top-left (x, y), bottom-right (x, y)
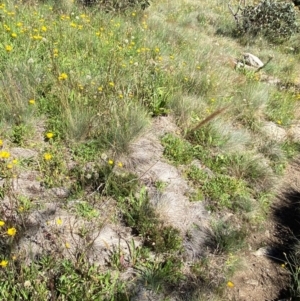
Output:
top-left (0, 151), bottom-right (10, 159)
top-left (227, 281), bottom-right (234, 288)
top-left (0, 260), bottom-right (8, 268)
top-left (45, 132), bottom-right (54, 139)
top-left (108, 159), bottom-right (114, 165)
top-left (11, 33), bottom-right (17, 38)
top-left (7, 227), bottom-right (17, 236)
top-left (43, 153), bottom-right (52, 161)
top-left (108, 82), bottom-right (115, 87)
top-left (58, 73), bottom-right (68, 80)
top-left (56, 218), bottom-right (62, 225)
top-left (12, 159), bottom-right (18, 164)
top-left (53, 48), bottom-right (58, 57)
top-left (117, 162), bottom-right (123, 168)
top-left (41, 26), bottom-right (47, 31)
top-left (5, 45), bottom-right (12, 52)
top-left (65, 242), bottom-right (70, 249)
top-left (32, 35), bottom-right (42, 40)
top-left (0, 221), bottom-right (5, 227)
top-left (28, 99), bottom-right (35, 105)
top-left (7, 163), bottom-right (13, 169)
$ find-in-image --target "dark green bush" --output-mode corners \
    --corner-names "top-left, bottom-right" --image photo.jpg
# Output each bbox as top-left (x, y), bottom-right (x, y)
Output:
top-left (78, 0), bottom-right (150, 11)
top-left (231, 0), bottom-right (298, 42)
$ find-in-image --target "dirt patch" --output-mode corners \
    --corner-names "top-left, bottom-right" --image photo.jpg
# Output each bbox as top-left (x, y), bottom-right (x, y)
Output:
top-left (226, 158), bottom-right (300, 300)
top-left (125, 116), bottom-right (211, 260)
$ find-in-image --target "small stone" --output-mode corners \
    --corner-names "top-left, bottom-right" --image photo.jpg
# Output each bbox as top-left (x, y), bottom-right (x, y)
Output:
top-left (253, 246), bottom-right (272, 256)
top-left (245, 279), bottom-right (259, 286)
top-left (243, 53), bottom-right (264, 68)
top-left (48, 187), bottom-right (69, 198)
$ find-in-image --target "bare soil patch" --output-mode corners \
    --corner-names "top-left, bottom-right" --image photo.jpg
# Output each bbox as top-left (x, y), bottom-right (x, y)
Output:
top-left (226, 158), bottom-right (300, 301)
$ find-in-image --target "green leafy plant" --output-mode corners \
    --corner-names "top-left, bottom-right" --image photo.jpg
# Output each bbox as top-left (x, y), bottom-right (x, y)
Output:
top-left (187, 165), bottom-right (251, 211)
top-left (119, 188), bottom-right (183, 253)
top-left (161, 134), bottom-right (194, 165)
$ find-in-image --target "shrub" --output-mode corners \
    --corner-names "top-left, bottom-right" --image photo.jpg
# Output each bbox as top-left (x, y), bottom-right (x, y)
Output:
top-left (78, 0), bottom-right (150, 10)
top-left (229, 0), bottom-right (298, 42)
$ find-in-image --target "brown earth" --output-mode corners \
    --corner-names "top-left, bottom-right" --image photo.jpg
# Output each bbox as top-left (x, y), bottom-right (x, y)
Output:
top-left (226, 158), bottom-right (300, 301)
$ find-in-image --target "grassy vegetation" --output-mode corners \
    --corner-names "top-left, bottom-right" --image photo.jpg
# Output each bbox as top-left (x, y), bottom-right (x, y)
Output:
top-left (0, 0), bottom-right (300, 299)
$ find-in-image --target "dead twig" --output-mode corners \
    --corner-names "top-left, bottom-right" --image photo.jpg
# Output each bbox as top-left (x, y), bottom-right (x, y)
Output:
top-left (189, 106), bottom-right (230, 133)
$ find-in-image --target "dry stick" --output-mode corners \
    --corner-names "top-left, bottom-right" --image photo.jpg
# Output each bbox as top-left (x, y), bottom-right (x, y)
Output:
top-left (254, 56), bottom-right (274, 73)
top-left (189, 105), bottom-right (230, 133)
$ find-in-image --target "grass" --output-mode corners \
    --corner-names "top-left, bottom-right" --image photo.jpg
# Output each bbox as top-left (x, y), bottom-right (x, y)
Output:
top-left (0, 0), bottom-right (300, 299)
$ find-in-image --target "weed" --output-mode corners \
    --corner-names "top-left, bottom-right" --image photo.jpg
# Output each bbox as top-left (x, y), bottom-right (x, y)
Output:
top-left (161, 134), bottom-right (194, 165)
top-left (119, 188), bottom-right (183, 253)
top-left (266, 91), bottom-right (296, 126)
top-left (72, 162), bottom-right (138, 199)
top-left (137, 255), bottom-right (184, 292)
top-left (154, 180), bottom-right (168, 192)
top-left (11, 124), bottom-right (31, 146)
top-left (0, 256), bottom-right (130, 301)
top-left (75, 201), bottom-right (99, 220)
top-left (39, 145), bottom-right (68, 188)
top-left (212, 221), bottom-right (247, 254)
top-left (187, 165), bottom-right (251, 211)
top-left (281, 141), bottom-right (300, 159)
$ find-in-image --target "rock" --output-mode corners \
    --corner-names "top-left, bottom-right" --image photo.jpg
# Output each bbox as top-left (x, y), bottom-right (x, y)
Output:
top-left (12, 178), bottom-right (44, 196)
top-left (261, 122), bottom-right (287, 142)
top-left (10, 147), bottom-right (38, 159)
top-left (47, 187), bottom-right (69, 198)
top-left (287, 124), bottom-right (300, 142)
top-left (243, 53), bottom-right (264, 68)
top-left (253, 246), bottom-right (272, 256)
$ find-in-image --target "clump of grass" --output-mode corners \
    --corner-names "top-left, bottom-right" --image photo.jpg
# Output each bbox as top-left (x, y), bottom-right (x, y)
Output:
top-left (137, 254), bottom-right (184, 292)
top-left (119, 188), bottom-right (183, 253)
top-left (226, 153), bottom-right (277, 193)
top-left (69, 160), bottom-right (138, 199)
top-left (266, 90), bottom-right (296, 127)
top-left (232, 81), bottom-right (270, 131)
top-left (94, 103), bottom-right (150, 155)
top-left (0, 69), bottom-right (38, 127)
top-left (212, 220), bottom-right (247, 254)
